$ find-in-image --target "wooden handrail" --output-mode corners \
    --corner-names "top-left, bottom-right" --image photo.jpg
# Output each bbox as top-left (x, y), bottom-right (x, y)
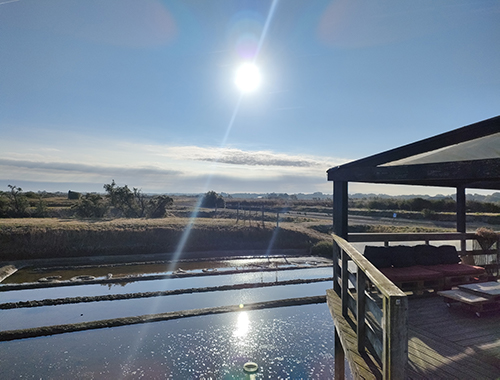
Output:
top-left (331, 231), bottom-right (498, 379)
top-left (333, 234), bottom-right (405, 298)
top-left (332, 233), bottom-right (408, 380)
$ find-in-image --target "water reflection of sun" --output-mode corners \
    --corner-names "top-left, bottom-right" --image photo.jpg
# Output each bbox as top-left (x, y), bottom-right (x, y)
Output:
top-left (233, 311), bottom-right (250, 338)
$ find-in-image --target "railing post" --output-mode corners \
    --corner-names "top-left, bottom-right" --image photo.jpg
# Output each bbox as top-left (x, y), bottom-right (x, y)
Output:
top-left (496, 236), bottom-right (500, 279)
top-left (456, 186), bottom-right (466, 233)
top-left (383, 295), bottom-right (408, 380)
top-left (357, 270), bottom-right (367, 353)
top-left (333, 240), bottom-right (341, 295)
top-left (341, 248), bottom-right (349, 318)
top-left (334, 328), bottom-right (345, 380)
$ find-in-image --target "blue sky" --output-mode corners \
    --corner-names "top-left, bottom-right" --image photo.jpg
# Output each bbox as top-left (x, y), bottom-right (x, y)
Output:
top-left (1, 0), bottom-right (499, 195)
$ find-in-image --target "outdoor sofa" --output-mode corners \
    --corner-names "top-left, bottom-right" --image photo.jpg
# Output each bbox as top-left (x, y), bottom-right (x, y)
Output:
top-left (364, 245), bottom-right (487, 292)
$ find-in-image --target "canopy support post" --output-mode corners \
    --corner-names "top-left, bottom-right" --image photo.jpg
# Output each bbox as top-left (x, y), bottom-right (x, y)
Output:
top-left (457, 186), bottom-right (466, 251)
top-left (333, 181), bottom-right (348, 239)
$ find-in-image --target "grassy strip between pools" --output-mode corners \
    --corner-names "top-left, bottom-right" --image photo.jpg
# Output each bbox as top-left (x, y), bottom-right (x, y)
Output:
top-left (0, 295), bottom-right (326, 342)
top-left (0, 277), bottom-right (333, 309)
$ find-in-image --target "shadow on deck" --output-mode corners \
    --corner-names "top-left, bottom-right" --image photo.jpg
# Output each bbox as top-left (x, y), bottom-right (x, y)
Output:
top-left (407, 295), bottom-right (500, 379)
top-left (328, 290), bottom-right (500, 379)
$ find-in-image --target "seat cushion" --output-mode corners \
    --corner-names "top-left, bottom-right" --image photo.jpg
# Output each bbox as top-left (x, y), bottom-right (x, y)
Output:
top-left (425, 264), bottom-right (485, 276)
top-left (390, 246), bottom-right (417, 268)
top-left (379, 266), bottom-right (443, 282)
top-left (364, 246), bottom-right (392, 268)
top-left (414, 245), bottom-right (442, 266)
top-left (437, 245), bottom-right (461, 264)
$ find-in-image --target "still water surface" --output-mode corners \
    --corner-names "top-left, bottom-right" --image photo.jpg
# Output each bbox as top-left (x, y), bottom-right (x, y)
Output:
top-left (0, 258), bottom-right (352, 378)
top-left (2, 281), bottom-right (331, 331)
top-left (0, 304), bottom-right (346, 379)
top-left (0, 267), bottom-right (333, 303)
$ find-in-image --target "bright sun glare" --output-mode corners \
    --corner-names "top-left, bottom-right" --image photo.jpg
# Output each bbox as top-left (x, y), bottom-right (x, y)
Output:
top-left (235, 63), bottom-right (261, 93)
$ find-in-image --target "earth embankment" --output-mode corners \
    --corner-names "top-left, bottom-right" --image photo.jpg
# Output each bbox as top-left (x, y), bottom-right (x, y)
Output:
top-left (0, 218), bottom-right (323, 262)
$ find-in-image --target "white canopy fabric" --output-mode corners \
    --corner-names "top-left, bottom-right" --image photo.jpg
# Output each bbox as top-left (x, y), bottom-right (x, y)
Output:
top-left (327, 116), bottom-right (500, 190)
top-left (383, 132), bottom-right (500, 167)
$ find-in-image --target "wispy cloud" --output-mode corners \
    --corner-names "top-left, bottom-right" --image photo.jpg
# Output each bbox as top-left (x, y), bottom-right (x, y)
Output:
top-left (0, 158), bottom-right (181, 178)
top-left (162, 146), bottom-right (337, 168)
top-left (0, 131), bottom-right (347, 192)
top-left (0, 0), bottom-right (20, 5)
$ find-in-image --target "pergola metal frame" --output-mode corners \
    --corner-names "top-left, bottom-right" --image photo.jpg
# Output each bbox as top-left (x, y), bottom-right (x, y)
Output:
top-left (327, 115), bottom-right (500, 238)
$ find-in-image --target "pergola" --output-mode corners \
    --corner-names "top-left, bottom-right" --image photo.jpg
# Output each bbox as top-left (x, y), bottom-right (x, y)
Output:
top-left (327, 115), bottom-right (500, 239)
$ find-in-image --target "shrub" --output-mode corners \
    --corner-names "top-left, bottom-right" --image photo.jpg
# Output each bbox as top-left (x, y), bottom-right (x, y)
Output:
top-left (103, 180), bottom-right (173, 218)
top-left (33, 197), bottom-right (49, 217)
top-left (422, 208), bottom-right (436, 220)
top-left (72, 193), bottom-right (109, 218)
top-left (146, 195), bottom-right (174, 218)
top-left (311, 240), bottom-right (333, 257)
top-left (6, 185), bottom-right (29, 217)
top-left (201, 191), bottom-right (225, 208)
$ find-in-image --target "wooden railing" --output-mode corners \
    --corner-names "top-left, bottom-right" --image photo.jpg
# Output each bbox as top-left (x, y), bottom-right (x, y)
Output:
top-left (332, 234), bottom-right (408, 380)
top-left (332, 231), bottom-right (499, 379)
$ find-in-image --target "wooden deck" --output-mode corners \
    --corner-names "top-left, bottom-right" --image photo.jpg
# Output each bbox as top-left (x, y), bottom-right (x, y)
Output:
top-left (327, 289), bottom-right (500, 379)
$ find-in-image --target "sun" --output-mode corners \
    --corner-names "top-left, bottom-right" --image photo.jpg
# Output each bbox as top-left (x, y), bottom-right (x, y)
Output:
top-left (235, 63), bottom-right (261, 93)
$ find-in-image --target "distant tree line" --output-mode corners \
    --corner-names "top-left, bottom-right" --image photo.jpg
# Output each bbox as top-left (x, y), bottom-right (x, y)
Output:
top-left (72, 180), bottom-right (174, 218)
top-left (350, 197), bottom-right (500, 213)
top-left (0, 185), bottom-right (48, 218)
top-left (0, 182), bottom-right (174, 219)
top-left (2, 185), bottom-right (500, 219)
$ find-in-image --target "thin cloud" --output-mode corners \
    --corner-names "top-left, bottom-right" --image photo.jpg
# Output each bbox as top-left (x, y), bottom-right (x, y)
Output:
top-left (0, 158), bottom-right (182, 177)
top-left (0, 0), bottom-right (20, 5)
top-left (163, 146), bottom-right (340, 168)
top-left (0, 135), bottom-right (349, 193)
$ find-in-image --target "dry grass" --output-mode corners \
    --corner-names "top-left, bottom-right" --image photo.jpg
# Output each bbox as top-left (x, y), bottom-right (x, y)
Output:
top-left (0, 217), bottom-right (320, 262)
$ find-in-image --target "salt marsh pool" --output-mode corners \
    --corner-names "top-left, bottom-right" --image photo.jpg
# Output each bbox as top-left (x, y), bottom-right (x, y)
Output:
top-left (0, 267), bottom-right (333, 304)
top-left (1, 281), bottom-right (332, 331)
top-left (0, 304), bottom-right (346, 379)
top-left (0, 255), bottom-right (352, 379)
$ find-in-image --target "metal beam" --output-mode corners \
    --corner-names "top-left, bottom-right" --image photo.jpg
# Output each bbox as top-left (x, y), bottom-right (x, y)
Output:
top-left (328, 159), bottom-right (500, 190)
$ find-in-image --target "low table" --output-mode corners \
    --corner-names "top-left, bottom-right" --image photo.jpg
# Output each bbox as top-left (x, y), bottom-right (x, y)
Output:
top-left (438, 281), bottom-right (500, 317)
top-left (458, 281), bottom-right (500, 300)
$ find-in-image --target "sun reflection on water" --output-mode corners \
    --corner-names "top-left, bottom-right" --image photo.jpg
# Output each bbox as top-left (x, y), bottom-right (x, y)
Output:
top-left (233, 311), bottom-right (250, 339)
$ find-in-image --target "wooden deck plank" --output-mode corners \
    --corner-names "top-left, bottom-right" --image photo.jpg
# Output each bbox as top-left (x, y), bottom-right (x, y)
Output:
top-left (326, 289), bottom-right (383, 380)
top-left (408, 297), bottom-right (500, 378)
top-left (328, 289), bottom-right (500, 379)
top-left (454, 332), bottom-right (500, 347)
top-left (408, 329), bottom-right (500, 378)
top-left (409, 326), bottom-right (500, 376)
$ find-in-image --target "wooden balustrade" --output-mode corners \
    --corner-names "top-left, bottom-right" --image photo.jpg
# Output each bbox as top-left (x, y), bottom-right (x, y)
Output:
top-left (329, 231), bottom-right (499, 379)
top-left (331, 233), bottom-right (408, 380)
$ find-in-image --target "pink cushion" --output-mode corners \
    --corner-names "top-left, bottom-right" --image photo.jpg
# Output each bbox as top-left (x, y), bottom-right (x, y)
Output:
top-left (423, 264), bottom-right (485, 276)
top-left (380, 266), bottom-right (443, 282)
